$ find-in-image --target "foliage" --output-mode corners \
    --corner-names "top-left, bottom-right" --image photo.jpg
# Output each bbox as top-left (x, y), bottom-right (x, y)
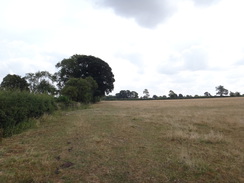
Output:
top-left (55, 95), bottom-right (73, 109)
top-left (55, 54), bottom-right (115, 97)
top-left (0, 90), bottom-right (56, 137)
top-left (216, 85), bottom-right (228, 96)
top-left (152, 95), bottom-right (158, 99)
top-left (115, 90), bottom-right (138, 99)
top-left (178, 94), bottom-right (184, 98)
top-left (61, 77), bottom-right (98, 103)
top-left (25, 71), bottom-right (57, 95)
top-left (169, 90), bottom-right (177, 99)
top-left (0, 74), bottom-right (29, 91)
top-left (143, 89), bottom-right (150, 99)
top-left (204, 92), bottom-right (211, 97)
top-left (229, 91), bottom-right (241, 97)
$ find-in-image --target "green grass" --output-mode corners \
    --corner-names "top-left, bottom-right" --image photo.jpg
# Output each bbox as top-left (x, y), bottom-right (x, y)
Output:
top-left (0, 98), bottom-right (243, 182)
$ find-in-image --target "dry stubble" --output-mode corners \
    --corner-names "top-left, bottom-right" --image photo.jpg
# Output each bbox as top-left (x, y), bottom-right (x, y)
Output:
top-left (0, 98), bottom-right (243, 182)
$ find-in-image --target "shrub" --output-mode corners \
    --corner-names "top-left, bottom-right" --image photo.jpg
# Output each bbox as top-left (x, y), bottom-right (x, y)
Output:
top-left (55, 95), bottom-right (73, 110)
top-left (61, 77), bottom-right (98, 103)
top-left (0, 90), bottom-right (56, 137)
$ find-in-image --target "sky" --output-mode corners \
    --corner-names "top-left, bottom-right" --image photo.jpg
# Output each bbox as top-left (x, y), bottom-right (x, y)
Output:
top-left (1, 0), bottom-right (244, 97)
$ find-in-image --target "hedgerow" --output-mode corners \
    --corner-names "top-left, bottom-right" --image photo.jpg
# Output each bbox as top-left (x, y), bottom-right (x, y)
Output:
top-left (0, 90), bottom-right (56, 137)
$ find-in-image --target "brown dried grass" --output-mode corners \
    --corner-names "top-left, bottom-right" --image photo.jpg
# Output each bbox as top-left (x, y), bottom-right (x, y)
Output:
top-left (0, 98), bottom-right (243, 182)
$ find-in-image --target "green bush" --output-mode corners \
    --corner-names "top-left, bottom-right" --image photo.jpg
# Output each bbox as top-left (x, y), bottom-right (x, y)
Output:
top-left (0, 90), bottom-right (56, 137)
top-left (55, 95), bottom-right (73, 110)
top-left (61, 77), bottom-right (98, 104)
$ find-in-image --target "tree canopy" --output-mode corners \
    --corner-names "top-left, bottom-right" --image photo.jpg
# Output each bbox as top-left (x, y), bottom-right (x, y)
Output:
top-left (204, 92), bottom-right (211, 97)
top-left (143, 89), bottom-right (150, 99)
top-left (168, 90), bottom-right (177, 99)
top-left (216, 85), bottom-right (228, 96)
top-left (0, 74), bottom-right (29, 91)
top-left (229, 91), bottom-right (240, 97)
top-left (25, 71), bottom-right (57, 95)
top-left (116, 90), bottom-right (138, 99)
top-left (56, 55), bottom-right (115, 97)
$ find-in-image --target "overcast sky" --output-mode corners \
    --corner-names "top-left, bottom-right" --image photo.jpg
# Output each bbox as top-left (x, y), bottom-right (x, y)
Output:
top-left (1, 0), bottom-right (244, 97)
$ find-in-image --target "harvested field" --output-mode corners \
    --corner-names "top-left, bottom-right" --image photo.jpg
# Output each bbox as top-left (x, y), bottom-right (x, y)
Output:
top-left (0, 98), bottom-right (243, 182)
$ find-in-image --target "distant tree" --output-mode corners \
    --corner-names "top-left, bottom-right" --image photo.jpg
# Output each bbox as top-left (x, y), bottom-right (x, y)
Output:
top-left (204, 92), bottom-right (211, 97)
top-left (229, 91), bottom-right (234, 97)
top-left (25, 71), bottom-right (57, 95)
top-left (55, 55), bottom-right (115, 98)
top-left (0, 74), bottom-right (29, 91)
top-left (230, 91), bottom-right (241, 97)
top-left (169, 90), bottom-right (177, 99)
top-left (216, 85), bottom-right (228, 96)
top-left (116, 90), bottom-right (128, 99)
top-left (235, 92), bottom-right (241, 96)
top-left (178, 94), bottom-right (183, 99)
top-left (143, 89), bottom-right (150, 99)
top-left (152, 95), bottom-right (158, 99)
top-left (131, 91), bottom-right (138, 98)
top-left (116, 90), bottom-right (138, 99)
top-left (61, 77), bottom-right (98, 103)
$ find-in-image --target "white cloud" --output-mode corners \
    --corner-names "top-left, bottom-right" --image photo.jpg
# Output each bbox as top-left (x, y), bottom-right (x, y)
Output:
top-left (0, 0), bottom-right (67, 30)
top-left (1, 0), bottom-right (244, 96)
top-left (182, 46), bottom-right (208, 71)
top-left (0, 40), bottom-right (58, 79)
top-left (192, 0), bottom-right (221, 7)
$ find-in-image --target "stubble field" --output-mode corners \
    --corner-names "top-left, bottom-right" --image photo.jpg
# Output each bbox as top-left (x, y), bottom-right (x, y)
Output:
top-left (0, 98), bottom-right (243, 182)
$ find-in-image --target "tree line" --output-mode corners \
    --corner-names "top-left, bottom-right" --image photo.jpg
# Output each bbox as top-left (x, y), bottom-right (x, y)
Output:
top-left (106, 85), bottom-right (243, 100)
top-left (0, 54), bottom-right (115, 137)
top-left (0, 55), bottom-right (115, 103)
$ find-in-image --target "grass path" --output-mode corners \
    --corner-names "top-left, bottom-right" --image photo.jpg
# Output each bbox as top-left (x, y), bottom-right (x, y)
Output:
top-left (0, 98), bottom-right (244, 182)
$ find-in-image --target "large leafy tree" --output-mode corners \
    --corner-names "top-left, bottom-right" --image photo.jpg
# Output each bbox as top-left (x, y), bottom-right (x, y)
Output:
top-left (0, 74), bottom-right (29, 91)
top-left (55, 55), bottom-right (115, 97)
top-left (216, 85), bottom-right (228, 96)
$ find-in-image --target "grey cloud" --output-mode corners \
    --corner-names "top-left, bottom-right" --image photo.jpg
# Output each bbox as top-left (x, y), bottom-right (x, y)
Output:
top-left (96, 0), bottom-right (176, 28)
